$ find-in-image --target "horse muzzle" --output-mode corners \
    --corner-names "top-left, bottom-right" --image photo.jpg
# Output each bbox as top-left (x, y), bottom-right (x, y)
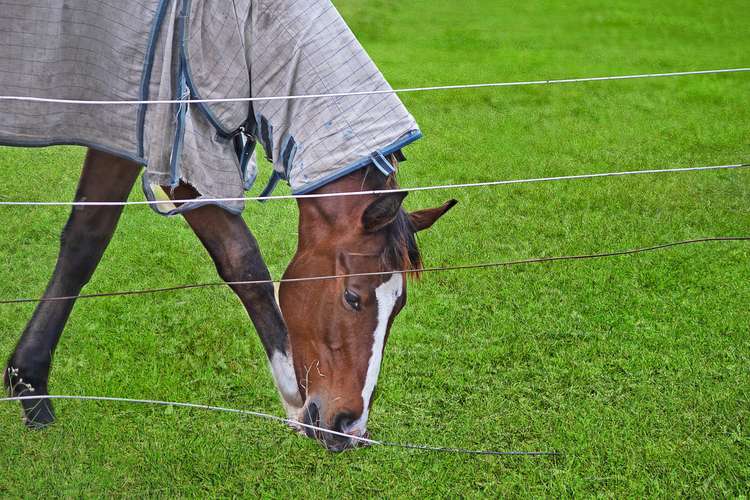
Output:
top-left (300, 399), bottom-right (369, 452)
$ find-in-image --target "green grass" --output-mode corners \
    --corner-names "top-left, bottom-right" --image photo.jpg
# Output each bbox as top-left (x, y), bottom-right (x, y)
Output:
top-left (1, 0), bottom-right (749, 496)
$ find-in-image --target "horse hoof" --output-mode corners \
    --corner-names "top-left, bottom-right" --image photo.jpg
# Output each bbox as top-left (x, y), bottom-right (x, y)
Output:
top-left (4, 365), bottom-right (56, 429)
top-left (21, 398), bottom-right (56, 429)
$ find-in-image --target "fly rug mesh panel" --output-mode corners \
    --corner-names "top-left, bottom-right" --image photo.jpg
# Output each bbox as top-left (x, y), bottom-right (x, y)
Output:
top-left (0, 0), bottom-right (421, 214)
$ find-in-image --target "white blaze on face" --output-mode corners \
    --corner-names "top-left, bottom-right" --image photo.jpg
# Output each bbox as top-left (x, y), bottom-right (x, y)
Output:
top-left (349, 273), bottom-right (403, 434)
top-left (269, 350), bottom-right (303, 419)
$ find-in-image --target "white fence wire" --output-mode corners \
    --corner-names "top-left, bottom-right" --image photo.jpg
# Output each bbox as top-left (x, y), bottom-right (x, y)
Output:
top-left (0, 67), bottom-right (747, 105)
top-left (0, 163), bottom-right (746, 207)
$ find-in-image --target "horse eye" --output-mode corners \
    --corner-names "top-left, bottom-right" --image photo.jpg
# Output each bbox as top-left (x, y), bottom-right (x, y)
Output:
top-left (344, 289), bottom-right (361, 310)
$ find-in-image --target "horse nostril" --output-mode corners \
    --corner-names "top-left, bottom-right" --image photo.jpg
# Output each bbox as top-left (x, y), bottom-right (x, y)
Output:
top-left (332, 411), bottom-right (356, 433)
top-left (302, 401), bottom-right (320, 439)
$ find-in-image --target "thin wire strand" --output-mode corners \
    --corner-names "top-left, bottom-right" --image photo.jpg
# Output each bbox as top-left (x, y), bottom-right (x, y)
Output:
top-left (0, 67), bottom-right (748, 106)
top-left (1, 237), bottom-right (746, 305)
top-left (0, 395), bottom-right (558, 457)
top-left (0, 163), bottom-right (747, 207)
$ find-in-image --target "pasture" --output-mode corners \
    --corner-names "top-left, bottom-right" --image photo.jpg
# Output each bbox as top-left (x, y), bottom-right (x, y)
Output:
top-left (1, 0), bottom-right (748, 496)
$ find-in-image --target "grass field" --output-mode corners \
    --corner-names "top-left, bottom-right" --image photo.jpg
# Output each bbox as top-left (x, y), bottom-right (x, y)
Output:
top-left (1, 0), bottom-right (749, 496)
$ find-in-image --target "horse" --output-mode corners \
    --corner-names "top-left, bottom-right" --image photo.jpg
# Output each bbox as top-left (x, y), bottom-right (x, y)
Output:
top-left (3, 147), bottom-right (456, 451)
top-left (1, 0), bottom-right (456, 451)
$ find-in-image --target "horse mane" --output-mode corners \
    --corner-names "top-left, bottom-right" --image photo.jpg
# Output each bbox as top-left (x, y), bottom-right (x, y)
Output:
top-left (377, 167), bottom-right (423, 279)
top-left (385, 208), bottom-right (423, 279)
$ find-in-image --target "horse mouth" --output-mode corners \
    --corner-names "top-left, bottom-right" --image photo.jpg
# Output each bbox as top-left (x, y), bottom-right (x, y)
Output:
top-left (299, 401), bottom-right (369, 452)
top-left (318, 431), bottom-right (371, 453)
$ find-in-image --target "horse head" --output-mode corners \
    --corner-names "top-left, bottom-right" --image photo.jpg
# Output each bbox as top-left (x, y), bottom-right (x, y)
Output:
top-left (278, 165), bottom-right (456, 451)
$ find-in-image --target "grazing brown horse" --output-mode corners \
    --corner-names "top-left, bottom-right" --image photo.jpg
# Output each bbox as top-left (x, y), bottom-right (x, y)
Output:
top-left (4, 148), bottom-right (455, 451)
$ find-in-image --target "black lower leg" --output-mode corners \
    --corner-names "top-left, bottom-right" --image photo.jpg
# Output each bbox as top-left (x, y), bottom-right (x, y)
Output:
top-left (178, 195), bottom-right (290, 358)
top-left (5, 149), bottom-right (140, 428)
top-left (180, 200), bottom-right (302, 412)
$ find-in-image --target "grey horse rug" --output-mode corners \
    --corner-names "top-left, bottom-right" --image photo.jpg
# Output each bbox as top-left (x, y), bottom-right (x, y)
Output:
top-left (0, 0), bottom-right (421, 214)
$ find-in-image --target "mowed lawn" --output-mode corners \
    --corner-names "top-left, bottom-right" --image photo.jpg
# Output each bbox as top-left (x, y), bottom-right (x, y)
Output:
top-left (1, 0), bottom-right (749, 496)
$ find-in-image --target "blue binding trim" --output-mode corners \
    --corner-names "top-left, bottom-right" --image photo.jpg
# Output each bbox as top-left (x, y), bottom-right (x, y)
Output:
top-left (137, 0), bottom-right (170, 158)
top-left (258, 171), bottom-right (282, 202)
top-left (239, 136), bottom-right (257, 190)
top-left (180, 0), bottom-right (237, 138)
top-left (289, 129), bottom-right (422, 196)
top-left (255, 118), bottom-right (284, 201)
top-left (255, 113), bottom-right (275, 161)
top-left (280, 133), bottom-right (298, 179)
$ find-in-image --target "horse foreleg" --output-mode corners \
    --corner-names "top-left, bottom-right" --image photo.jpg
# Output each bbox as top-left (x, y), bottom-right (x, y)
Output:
top-left (4, 149), bottom-right (140, 428)
top-left (175, 186), bottom-right (303, 417)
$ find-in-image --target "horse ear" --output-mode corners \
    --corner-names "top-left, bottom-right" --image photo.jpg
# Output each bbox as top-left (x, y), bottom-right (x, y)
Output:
top-left (409, 199), bottom-right (458, 232)
top-left (362, 192), bottom-right (409, 232)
